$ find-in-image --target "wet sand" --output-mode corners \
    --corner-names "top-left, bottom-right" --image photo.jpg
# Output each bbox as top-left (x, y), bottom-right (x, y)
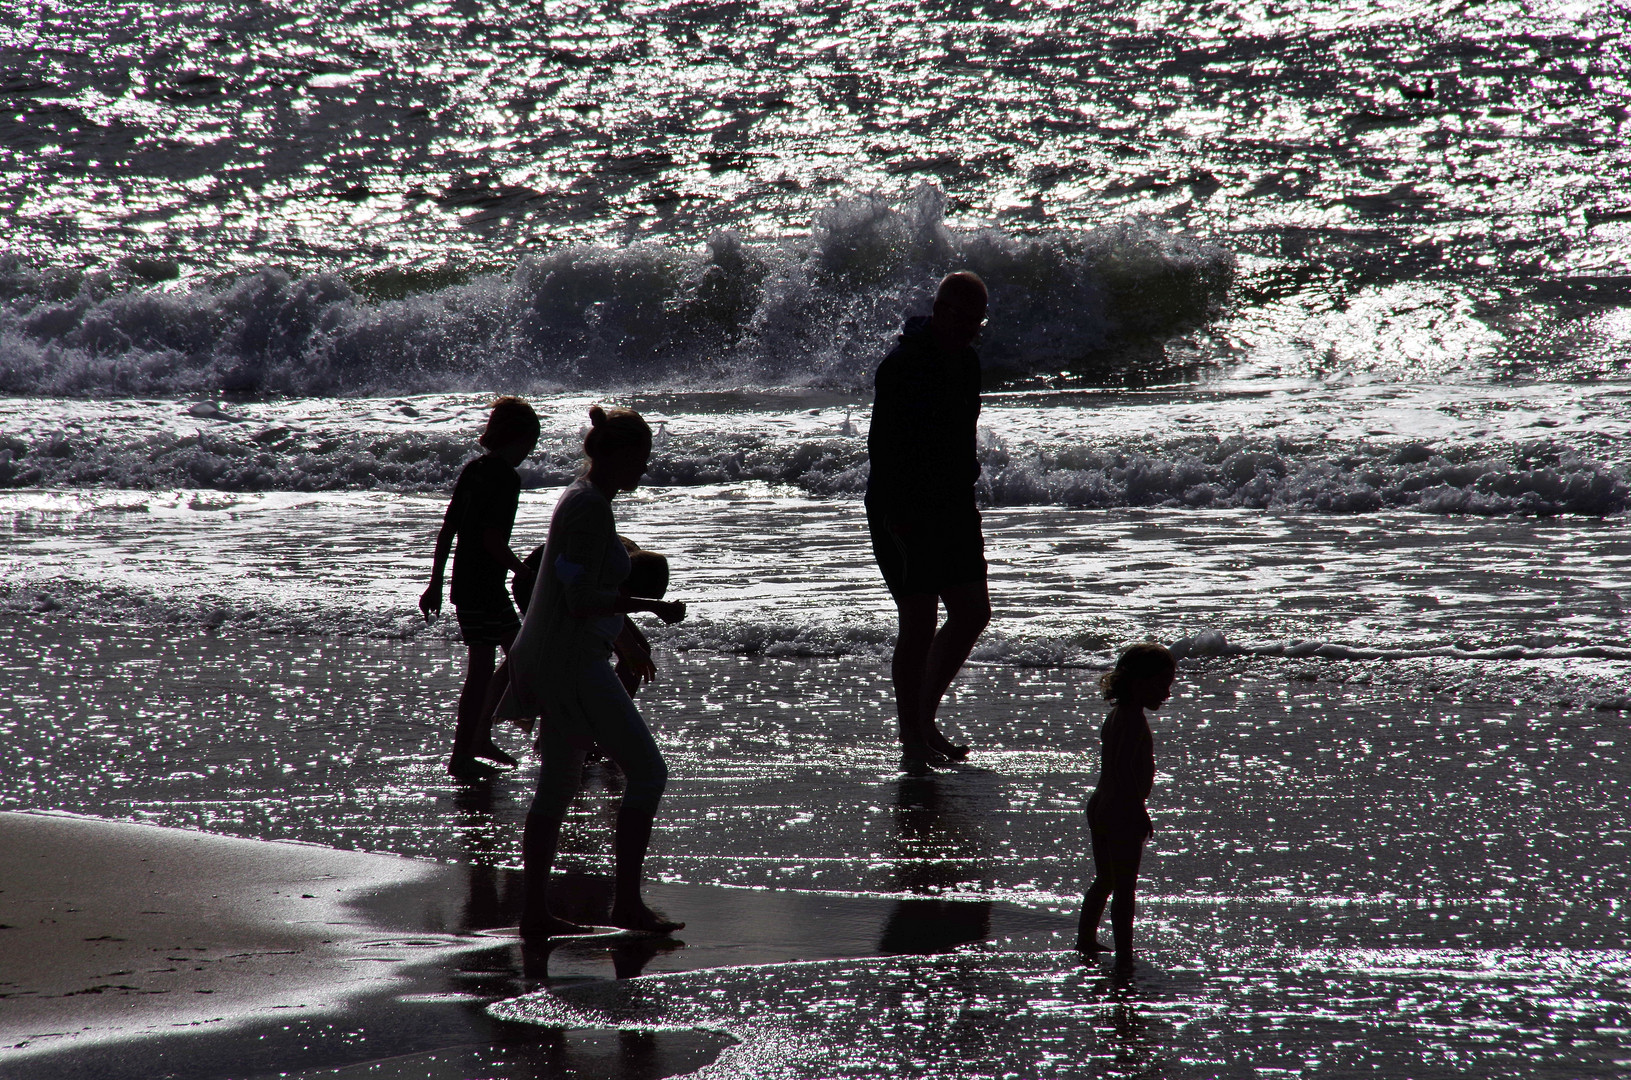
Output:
top-left (0, 812), bottom-right (474, 1061)
top-left (0, 811), bottom-right (1067, 1080)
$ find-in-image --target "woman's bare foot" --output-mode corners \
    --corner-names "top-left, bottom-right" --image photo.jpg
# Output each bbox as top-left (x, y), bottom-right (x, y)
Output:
top-left (472, 740), bottom-right (519, 767)
top-left (520, 914), bottom-right (596, 940)
top-left (609, 902), bottom-right (684, 935)
top-left (925, 725), bottom-right (970, 760)
top-left (1076, 936), bottom-right (1111, 953)
top-left (1113, 950), bottom-right (1136, 973)
top-left (903, 720), bottom-right (968, 762)
top-left (900, 736), bottom-right (933, 759)
top-left (448, 754), bottom-right (498, 780)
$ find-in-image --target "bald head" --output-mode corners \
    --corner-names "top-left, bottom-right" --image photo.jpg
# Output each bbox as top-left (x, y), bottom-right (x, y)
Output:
top-left (932, 271), bottom-right (988, 352)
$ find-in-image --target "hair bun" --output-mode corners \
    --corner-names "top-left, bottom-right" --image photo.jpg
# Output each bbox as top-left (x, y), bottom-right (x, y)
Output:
top-left (588, 404), bottom-right (607, 427)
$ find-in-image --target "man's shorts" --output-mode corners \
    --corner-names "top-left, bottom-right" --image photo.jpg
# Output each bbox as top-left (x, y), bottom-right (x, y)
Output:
top-left (867, 504), bottom-right (987, 600)
top-left (455, 598), bottom-right (521, 648)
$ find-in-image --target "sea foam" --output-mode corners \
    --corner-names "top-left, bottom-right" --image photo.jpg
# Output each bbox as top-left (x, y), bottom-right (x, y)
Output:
top-left (0, 189), bottom-right (1231, 398)
top-left (1, 421), bottom-right (1623, 516)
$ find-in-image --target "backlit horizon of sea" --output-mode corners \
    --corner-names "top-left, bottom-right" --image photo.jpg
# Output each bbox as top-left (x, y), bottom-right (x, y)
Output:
top-left (3, 0), bottom-right (1630, 1077)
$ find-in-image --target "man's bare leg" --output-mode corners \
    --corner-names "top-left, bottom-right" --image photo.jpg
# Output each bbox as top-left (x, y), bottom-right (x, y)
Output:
top-left (916, 579), bottom-right (990, 758)
top-left (891, 594), bottom-right (939, 757)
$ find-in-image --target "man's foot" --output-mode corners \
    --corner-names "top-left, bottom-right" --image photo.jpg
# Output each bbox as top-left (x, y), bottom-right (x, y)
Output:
top-left (1113, 950), bottom-right (1136, 974)
top-left (448, 755), bottom-right (498, 780)
top-left (519, 914), bottom-right (597, 941)
top-left (1076, 936), bottom-right (1111, 953)
top-left (472, 740), bottom-right (519, 767)
top-left (609, 902), bottom-right (684, 935)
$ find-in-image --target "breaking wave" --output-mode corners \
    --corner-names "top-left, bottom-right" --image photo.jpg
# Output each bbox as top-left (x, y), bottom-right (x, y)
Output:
top-left (0, 189), bottom-right (1232, 397)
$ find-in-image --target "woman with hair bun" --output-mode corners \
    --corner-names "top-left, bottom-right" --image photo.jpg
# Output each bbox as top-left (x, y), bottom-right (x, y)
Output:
top-left (501, 404), bottom-right (688, 938)
top-left (1076, 641), bottom-right (1176, 971)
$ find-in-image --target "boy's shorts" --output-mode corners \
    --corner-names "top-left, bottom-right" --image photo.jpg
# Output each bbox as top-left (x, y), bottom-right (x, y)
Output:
top-left (456, 599), bottom-right (520, 648)
top-left (867, 504), bottom-right (987, 600)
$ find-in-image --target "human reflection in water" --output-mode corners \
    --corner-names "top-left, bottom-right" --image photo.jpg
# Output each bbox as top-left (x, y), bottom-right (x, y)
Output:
top-left (879, 771), bottom-right (993, 954)
top-left (1077, 643), bottom-right (1176, 973)
top-left (450, 779), bottom-right (516, 934)
top-left (521, 931), bottom-right (683, 982)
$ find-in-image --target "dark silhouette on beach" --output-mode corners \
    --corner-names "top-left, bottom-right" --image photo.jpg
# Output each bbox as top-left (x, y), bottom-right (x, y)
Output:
top-left (1077, 642), bottom-right (1176, 973)
top-left (420, 396), bottom-right (540, 778)
top-left (865, 271), bottom-right (993, 764)
top-left (497, 405), bottom-right (687, 939)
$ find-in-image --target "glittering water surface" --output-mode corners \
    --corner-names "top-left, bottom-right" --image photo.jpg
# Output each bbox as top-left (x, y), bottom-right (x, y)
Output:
top-left (495, 947), bottom-right (1631, 1078)
top-left (7, 0), bottom-right (1631, 1073)
top-left (4, 627), bottom-right (1627, 916)
top-left (2, 616), bottom-right (1628, 1075)
top-left (4, 480), bottom-right (1630, 1075)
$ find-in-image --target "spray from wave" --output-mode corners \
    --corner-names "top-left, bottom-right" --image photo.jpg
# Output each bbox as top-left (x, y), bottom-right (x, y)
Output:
top-left (0, 188), bottom-right (1232, 397)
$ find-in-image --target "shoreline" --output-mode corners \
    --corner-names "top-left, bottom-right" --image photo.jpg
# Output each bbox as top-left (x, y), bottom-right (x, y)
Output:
top-left (0, 811), bottom-right (1068, 1080)
top-left (0, 811), bottom-right (479, 1061)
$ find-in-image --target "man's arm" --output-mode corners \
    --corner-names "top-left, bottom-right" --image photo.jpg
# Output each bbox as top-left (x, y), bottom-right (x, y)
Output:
top-left (866, 356), bottom-right (918, 527)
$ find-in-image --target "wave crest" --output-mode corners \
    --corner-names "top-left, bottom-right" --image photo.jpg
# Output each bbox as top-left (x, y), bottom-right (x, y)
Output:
top-left (0, 189), bottom-right (1232, 397)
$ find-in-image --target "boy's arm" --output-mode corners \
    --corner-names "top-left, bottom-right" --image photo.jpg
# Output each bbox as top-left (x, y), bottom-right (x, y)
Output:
top-left (419, 501), bottom-right (459, 620)
top-left (482, 527), bottom-right (529, 577)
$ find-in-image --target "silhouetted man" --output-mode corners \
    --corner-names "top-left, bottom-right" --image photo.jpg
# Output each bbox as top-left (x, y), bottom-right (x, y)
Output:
top-left (865, 271), bottom-right (991, 762)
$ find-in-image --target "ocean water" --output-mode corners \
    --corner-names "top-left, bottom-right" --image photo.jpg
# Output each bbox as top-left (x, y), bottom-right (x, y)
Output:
top-left (5, 0), bottom-right (1631, 1076)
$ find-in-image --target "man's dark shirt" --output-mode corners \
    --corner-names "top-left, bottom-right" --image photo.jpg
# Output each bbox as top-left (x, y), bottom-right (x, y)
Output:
top-left (447, 453), bottom-right (521, 608)
top-left (865, 315), bottom-right (982, 518)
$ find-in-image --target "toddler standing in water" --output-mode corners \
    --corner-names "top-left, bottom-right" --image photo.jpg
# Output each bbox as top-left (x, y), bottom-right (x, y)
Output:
top-left (420, 396), bottom-right (540, 778)
top-left (1077, 642), bottom-right (1176, 972)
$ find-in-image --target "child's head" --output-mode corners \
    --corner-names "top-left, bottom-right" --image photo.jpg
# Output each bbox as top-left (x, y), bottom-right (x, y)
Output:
top-left (1100, 642), bottom-right (1177, 709)
top-left (480, 396), bottom-right (541, 464)
top-left (620, 536), bottom-right (670, 599)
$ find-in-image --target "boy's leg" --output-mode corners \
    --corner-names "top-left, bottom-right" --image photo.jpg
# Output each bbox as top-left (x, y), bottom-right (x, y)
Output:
top-left (451, 644), bottom-right (497, 774)
top-left (473, 628), bottom-right (520, 766)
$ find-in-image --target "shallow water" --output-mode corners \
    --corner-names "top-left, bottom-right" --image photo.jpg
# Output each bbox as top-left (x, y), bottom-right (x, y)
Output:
top-left (496, 946), bottom-right (1631, 1078)
top-left (3, 621), bottom-right (1628, 1076)
top-left (5, 472), bottom-right (1631, 658)
top-left (4, 624), bottom-right (1627, 912)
